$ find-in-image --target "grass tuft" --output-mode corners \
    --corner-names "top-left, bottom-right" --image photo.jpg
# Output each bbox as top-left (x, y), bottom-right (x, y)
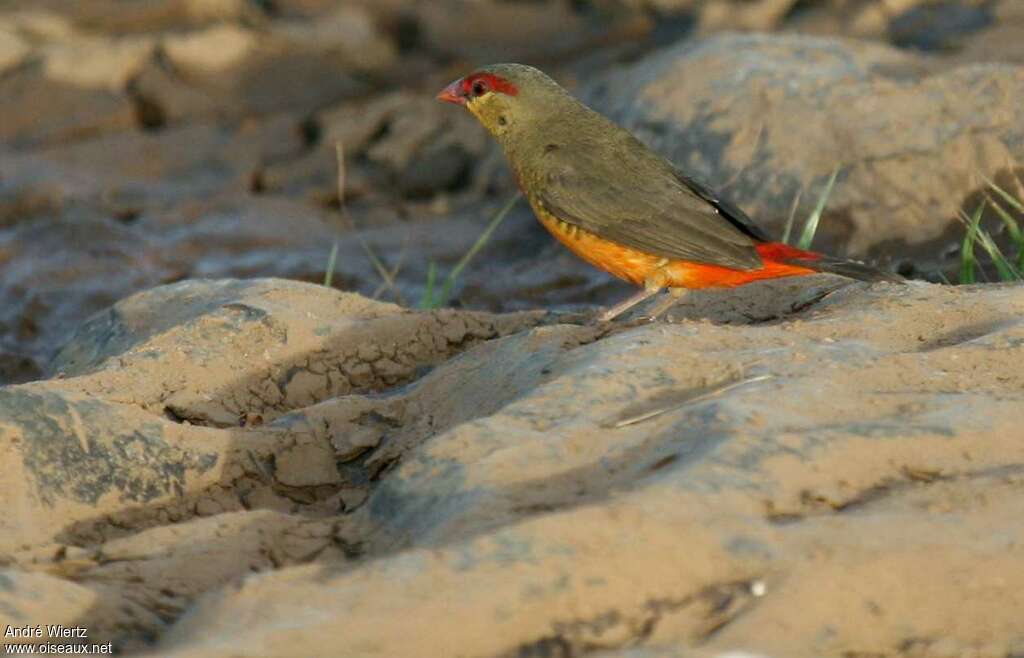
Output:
top-left (419, 193), bottom-right (522, 309)
top-left (780, 188), bottom-right (803, 246)
top-left (328, 141), bottom-right (408, 304)
top-left (959, 201), bottom-right (984, 284)
top-left (955, 171), bottom-right (1024, 284)
top-left (981, 176), bottom-right (1024, 271)
top-left (419, 261), bottom-right (438, 309)
top-left (323, 241), bottom-right (339, 288)
top-left (796, 167), bottom-right (840, 250)
top-left (957, 199), bottom-right (1024, 283)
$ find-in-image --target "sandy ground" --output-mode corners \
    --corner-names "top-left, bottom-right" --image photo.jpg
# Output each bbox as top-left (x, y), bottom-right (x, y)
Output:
top-left (1, 275), bottom-right (1023, 656)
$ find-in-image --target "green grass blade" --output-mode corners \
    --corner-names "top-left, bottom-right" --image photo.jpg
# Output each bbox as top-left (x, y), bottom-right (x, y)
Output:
top-left (983, 175), bottom-right (1024, 214)
top-left (958, 203), bottom-right (985, 284)
top-left (985, 196), bottom-right (1024, 243)
top-left (982, 176), bottom-right (1024, 269)
top-left (419, 261), bottom-right (437, 309)
top-left (985, 196), bottom-right (1024, 270)
top-left (323, 240), bottom-right (339, 287)
top-left (436, 193), bottom-right (522, 307)
top-left (957, 201), bottom-right (1023, 282)
top-left (974, 226), bottom-right (1022, 281)
top-left (797, 167), bottom-right (840, 250)
top-left (781, 189), bottom-right (802, 245)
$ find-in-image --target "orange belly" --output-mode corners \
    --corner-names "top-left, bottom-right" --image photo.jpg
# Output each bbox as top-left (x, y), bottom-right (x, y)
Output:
top-left (534, 209), bottom-right (816, 289)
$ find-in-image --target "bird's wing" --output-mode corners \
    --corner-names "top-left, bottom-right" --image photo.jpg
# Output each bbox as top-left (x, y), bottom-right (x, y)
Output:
top-left (533, 134), bottom-right (767, 270)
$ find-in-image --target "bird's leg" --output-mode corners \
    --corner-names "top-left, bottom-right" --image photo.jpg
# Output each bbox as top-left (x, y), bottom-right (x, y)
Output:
top-left (643, 287), bottom-right (687, 321)
top-left (598, 287), bottom-right (659, 321)
top-left (599, 268), bottom-right (670, 322)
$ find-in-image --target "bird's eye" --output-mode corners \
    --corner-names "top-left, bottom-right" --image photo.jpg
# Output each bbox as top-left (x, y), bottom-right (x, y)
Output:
top-left (472, 80), bottom-right (487, 97)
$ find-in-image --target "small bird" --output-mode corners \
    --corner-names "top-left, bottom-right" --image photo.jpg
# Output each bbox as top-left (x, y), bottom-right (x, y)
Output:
top-left (437, 64), bottom-right (899, 321)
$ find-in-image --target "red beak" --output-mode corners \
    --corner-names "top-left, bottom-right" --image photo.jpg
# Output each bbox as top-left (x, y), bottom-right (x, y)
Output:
top-left (436, 79), bottom-right (466, 105)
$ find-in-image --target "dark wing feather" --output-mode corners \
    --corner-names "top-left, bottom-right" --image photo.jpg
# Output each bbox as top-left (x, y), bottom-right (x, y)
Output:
top-left (532, 131), bottom-right (765, 270)
top-left (671, 169), bottom-right (771, 243)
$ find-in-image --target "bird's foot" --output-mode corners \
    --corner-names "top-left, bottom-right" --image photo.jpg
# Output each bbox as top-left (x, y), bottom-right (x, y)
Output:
top-left (593, 288), bottom-right (687, 325)
top-left (638, 288), bottom-right (688, 323)
top-left (596, 288), bottom-right (660, 322)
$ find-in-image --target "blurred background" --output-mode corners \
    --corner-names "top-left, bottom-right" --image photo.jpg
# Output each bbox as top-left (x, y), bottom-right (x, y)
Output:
top-left (1, 0), bottom-right (1023, 385)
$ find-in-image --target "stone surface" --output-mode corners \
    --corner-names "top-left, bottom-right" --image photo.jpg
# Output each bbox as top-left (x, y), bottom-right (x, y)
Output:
top-left (162, 24), bottom-right (255, 76)
top-left (0, 27), bottom-right (29, 74)
top-left (317, 90), bottom-right (491, 199)
top-left (157, 278), bottom-right (1024, 658)
top-left (0, 569), bottom-right (155, 649)
top-left (42, 34), bottom-right (155, 89)
top-left (1, 10), bottom-right (74, 40)
top-left (0, 71), bottom-right (137, 147)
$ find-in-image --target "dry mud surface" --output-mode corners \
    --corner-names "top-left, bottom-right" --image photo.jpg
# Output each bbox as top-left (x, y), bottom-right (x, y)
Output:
top-left (2, 276), bottom-right (1023, 657)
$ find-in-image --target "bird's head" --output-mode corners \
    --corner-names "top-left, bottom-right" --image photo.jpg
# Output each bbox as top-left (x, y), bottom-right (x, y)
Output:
top-left (437, 63), bottom-right (571, 142)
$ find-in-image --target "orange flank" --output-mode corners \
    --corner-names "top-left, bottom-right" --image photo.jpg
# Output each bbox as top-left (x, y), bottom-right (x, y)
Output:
top-left (535, 210), bottom-right (819, 289)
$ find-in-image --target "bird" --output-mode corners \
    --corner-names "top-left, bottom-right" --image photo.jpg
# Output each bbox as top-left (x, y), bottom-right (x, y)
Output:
top-left (436, 63), bottom-right (900, 321)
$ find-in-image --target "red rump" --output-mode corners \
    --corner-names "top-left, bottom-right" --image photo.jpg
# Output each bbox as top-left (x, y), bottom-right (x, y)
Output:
top-left (672, 242), bottom-right (822, 288)
top-left (461, 73), bottom-right (519, 98)
top-left (755, 242), bottom-right (821, 263)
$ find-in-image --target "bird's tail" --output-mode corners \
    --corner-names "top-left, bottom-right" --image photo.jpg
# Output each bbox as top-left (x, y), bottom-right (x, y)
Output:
top-left (755, 242), bottom-right (902, 283)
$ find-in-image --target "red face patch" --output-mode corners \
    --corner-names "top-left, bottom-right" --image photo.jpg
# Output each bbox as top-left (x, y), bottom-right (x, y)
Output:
top-left (460, 73), bottom-right (519, 100)
top-left (437, 72), bottom-right (519, 105)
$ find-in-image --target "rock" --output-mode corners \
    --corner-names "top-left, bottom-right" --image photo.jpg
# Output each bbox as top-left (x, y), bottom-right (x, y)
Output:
top-left (586, 33), bottom-right (1024, 273)
top-left (46, 0), bottom-right (262, 34)
top-left (1, 10), bottom-right (75, 40)
top-left (5, 274), bottom-right (1024, 655)
top-left (145, 280), bottom-right (1024, 658)
top-left (0, 139), bottom-right (563, 384)
top-left (889, 0), bottom-right (994, 51)
top-left (0, 27), bottom-right (30, 75)
top-left (157, 10), bottom-right (394, 118)
top-left (410, 0), bottom-right (643, 64)
top-left (42, 35), bottom-right (156, 90)
top-left (32, 116), bottom-right (307, 188)
top-left (162, 24), bottom-right (257, 77)
top-left (256, 0), bottom-right (344, 18)
top-left (214, 50), bottom-right (374, 116)
top-left (0, 349), bottom-right (41, 385)
top-left (943, 0), bottom-right (1024, 66)
top-left (0, 570), bottom-right (99, 635)
top-left (128, 59), bottom-right (224, 125)
top-left (397, 142), bottom-right (471, 198)
top-left (62, 509), bottom-right (342, 644)
top-left (181, 0), bottom-right (254, 24)
top-left (698, 0), bottom-right (799, 32)
top-left (271, 6), bottom-right (396, 71)
top-left (0, 276), bottom-right (541, 539)
top-left (0, 197), bottom-right (174, 383)
top-left (318, 90), bottom-right (489, 198)
top-left (0, 569), bottom-right (156, 649)
top-left (0, 382), bottom-right (237, 557)
top-left (0, 68), bottom-right (136, 147)
top-left (0, 277), bottom-right (546, 647)
top-left (153, 39), bottom-right (373, 119)
top-left (50, 278), bottom-right (543, 423)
